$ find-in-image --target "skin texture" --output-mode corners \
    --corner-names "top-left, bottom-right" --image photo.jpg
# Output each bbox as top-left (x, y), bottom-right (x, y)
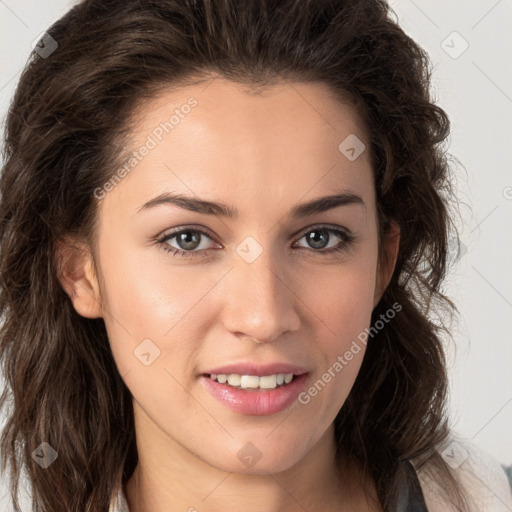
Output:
top-left (59, 77), bottom-right (400, 512)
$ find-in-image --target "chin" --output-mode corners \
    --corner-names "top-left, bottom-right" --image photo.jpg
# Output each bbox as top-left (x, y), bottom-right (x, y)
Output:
top-left (203, 441), bottom-right (307, 476)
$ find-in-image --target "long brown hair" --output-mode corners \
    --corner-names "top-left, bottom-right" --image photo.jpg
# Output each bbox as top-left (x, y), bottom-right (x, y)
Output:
top-left (0, 0), bottom-right (468, 510)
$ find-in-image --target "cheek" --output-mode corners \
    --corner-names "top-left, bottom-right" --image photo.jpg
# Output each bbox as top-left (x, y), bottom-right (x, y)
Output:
top-left (96, 239), bottom-right (221, 378)
top-left (99, 236), bottom-right (215, 330)
top-left (304, 256), bottom-right (377, 339)
top-left (300, 255), bottom-right (377, 399)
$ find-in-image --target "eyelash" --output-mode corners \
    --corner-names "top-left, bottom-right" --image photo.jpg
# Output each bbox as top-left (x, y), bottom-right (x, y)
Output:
top-left (156, 224), bottom-right (356, 259)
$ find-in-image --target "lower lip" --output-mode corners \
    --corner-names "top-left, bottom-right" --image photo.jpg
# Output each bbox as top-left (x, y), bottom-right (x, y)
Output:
top-left (200, 374), bottom-right (309, 416)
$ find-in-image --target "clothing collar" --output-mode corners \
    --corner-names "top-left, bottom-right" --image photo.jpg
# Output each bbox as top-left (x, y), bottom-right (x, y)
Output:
top-left (109, 475), bottom-right (130, 512)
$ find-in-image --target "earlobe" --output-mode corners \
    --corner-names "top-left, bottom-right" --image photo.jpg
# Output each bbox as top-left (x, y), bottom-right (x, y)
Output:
top-left (54, 238), bottom-right (103, 319)
top-left (373, 220), bottom-right (400, 308)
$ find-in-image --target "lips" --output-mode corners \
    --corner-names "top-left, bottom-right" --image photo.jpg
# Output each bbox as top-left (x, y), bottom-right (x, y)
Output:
top-left (200, 361), bottom-right (310, 415)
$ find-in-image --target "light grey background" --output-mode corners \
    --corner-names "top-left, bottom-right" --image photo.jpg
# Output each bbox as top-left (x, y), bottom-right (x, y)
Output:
top-left (1, 0), bottom-right (511, 510)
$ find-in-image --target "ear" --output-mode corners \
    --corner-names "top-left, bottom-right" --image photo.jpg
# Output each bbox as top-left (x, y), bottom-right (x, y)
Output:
top-left (373, 220), bottom-right (400, 308)
top-left (54, 237), bottom-right (103, 319)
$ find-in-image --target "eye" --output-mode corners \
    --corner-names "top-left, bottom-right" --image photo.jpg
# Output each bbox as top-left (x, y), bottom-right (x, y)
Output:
top-left (293, 225), bottom-right (356, 254)
top-left (157, 227), bottom-right (218, 259)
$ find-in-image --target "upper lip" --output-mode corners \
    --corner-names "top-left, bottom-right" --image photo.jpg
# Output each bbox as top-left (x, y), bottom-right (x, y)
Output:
top-left (203, 362), bottom-right (309, 377)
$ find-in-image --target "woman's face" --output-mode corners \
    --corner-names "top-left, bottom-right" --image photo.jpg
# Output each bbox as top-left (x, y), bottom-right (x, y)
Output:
top-left (70, 77), bottom-right (399, 475)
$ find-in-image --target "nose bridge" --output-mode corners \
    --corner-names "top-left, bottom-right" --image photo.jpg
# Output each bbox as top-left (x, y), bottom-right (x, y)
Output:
top-left (222, 238), bottom-right (300, 342)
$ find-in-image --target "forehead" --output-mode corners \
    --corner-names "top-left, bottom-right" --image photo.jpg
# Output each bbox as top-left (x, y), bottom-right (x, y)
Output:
top-left (130, 77), bottom-right (368, 147)
top-left (103, 77), bottom-right (374, 219)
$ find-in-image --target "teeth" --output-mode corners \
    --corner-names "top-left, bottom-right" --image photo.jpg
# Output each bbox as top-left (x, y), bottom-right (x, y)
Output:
top-left (240, 375), bottom-right (260, 388)
top-left (227, 374), bottom-right (241, 387)
top-left (258, 375), bottom-right (277, 389)
top-left (211, 373), bottom-right (295, 390)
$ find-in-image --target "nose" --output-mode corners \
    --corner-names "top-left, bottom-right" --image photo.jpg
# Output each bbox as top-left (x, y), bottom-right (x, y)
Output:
top-left (220, 245), bottom-right (301, 344)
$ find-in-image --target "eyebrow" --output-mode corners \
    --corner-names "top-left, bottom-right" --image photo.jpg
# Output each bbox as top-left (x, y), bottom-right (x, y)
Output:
top-left (136, 190), bottom-right (365, 219)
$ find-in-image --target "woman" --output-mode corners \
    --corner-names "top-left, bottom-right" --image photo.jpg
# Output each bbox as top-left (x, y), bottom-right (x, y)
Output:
top-left (0, 1), bottom-right (510, 511)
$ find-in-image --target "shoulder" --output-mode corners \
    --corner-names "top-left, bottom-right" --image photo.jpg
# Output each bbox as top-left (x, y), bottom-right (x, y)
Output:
top-left (411, 432), bottom-right (512, 512)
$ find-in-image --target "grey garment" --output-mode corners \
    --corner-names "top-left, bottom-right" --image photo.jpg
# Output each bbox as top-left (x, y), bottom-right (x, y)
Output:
top-left (109, 460), bottom-right (429, 511)
top-left (397, 460), bottom-right (429, 511)
top-left (504, 465), bottom-right (512, 494)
